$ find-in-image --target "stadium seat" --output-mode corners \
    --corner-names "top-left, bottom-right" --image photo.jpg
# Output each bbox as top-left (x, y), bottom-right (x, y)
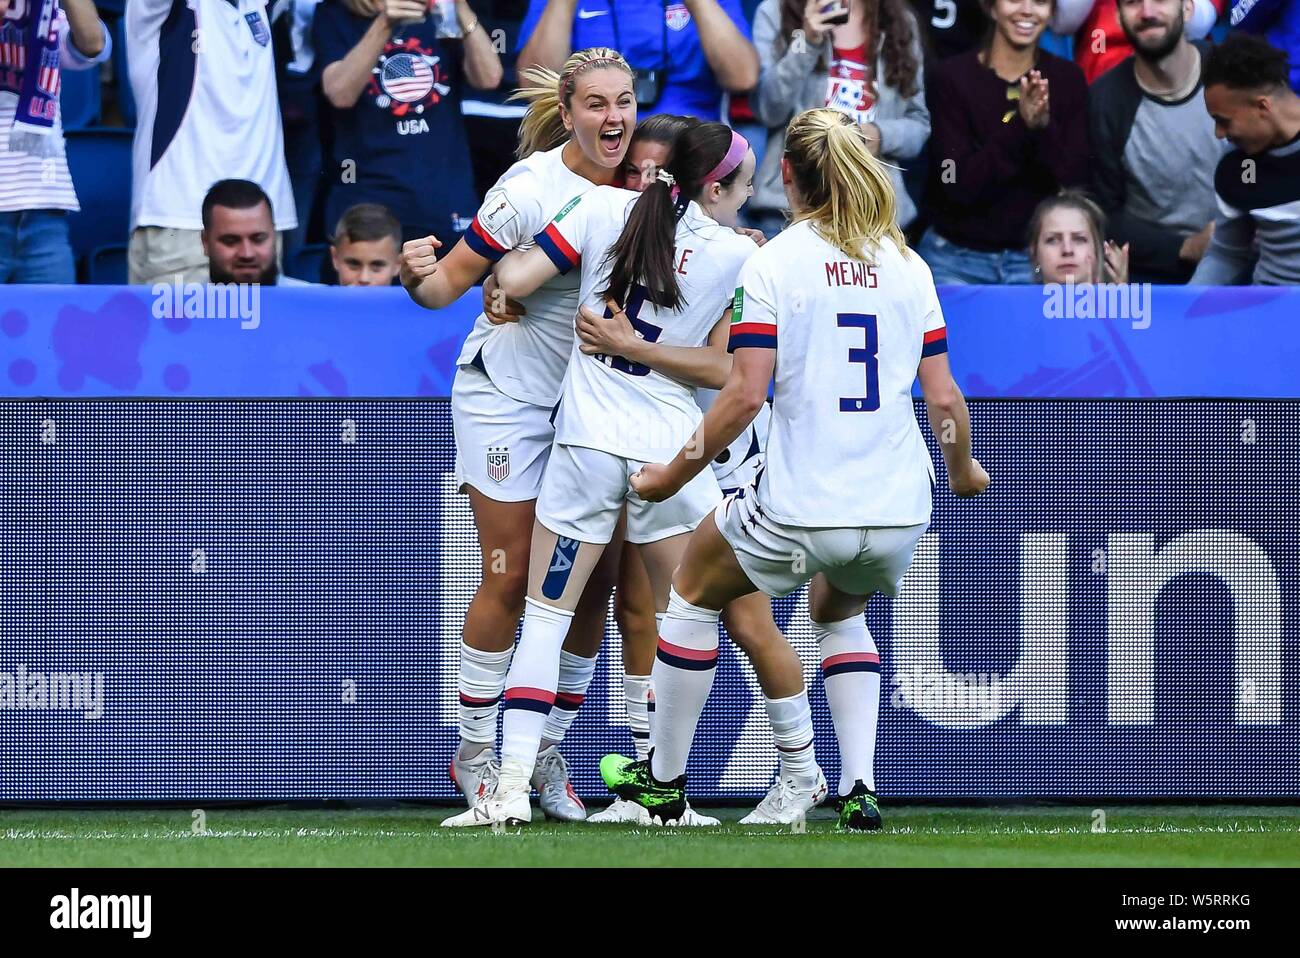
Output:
top-left (286, 243), bottom-right (329, 284)
top-left (59, 65), bottom-right (102, 131)
top-left (63, 127), bottom-right (134, 263)
top-left (87, 243), bottom-right (129, 285)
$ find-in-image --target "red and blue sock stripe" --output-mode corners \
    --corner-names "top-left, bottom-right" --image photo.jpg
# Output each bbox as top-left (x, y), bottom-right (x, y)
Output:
top-left (821, 652), bottom-right (881, 678)
top-left (502, 686), bottom-right (557, 714)
top-left (656, 638), bottom-right (718, 672)
top-left (551, 691), bottom-right (585, 713)
top-left (458, 691), bottom-right (501, 708)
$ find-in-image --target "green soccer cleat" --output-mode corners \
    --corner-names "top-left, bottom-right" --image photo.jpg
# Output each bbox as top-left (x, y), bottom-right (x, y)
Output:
top-left (599, 753), bottom-right (687, 824)
top-left (837, 780), bottom-right (883, 832)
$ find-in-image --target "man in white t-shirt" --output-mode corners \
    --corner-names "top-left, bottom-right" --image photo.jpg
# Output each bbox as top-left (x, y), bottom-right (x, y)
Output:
top-left (0, 0), bottom-right (110, 283)
top-left (126, 0), bottom-right (296, 285)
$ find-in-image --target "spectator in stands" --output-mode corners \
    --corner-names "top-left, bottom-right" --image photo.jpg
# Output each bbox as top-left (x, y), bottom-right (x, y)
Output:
top-left (126, 0), bottom-right (297, 286)
top-left (315, 0), bottom-right (502, 249)
top-left (516, 0), bottom-right (758, 120)
top-left (1028, 189), bottom-right (1129, 282)
top-left (920, 0), bottom-right (1089, 284)
top-left (271, 0), bottom-right (327, 258)
top-left (1231, 0), bottom-right (1300, 92)
top-left (330, 202), bottom-right (402, 285)
top-left (1193, 32), bottom-right (1300, 283)
top-left (202, 179), bottom-right (311, 286)
top-left (1053, 0), bottom-right (1224, 83)
top-left (1089, 0), bottom-right (1222, 283)
top-left (0, 0), bottom-right (110, 284)
top-left (748, 0), bottom-right (929, 237)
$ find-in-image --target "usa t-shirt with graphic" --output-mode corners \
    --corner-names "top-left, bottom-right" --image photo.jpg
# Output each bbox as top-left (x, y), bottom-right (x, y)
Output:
top-left (825, 44), bottom-right (876, 123)
top-left (516, 0), bottom-right (751, 121)
top-left (313, 2), bottom-right (477, 243)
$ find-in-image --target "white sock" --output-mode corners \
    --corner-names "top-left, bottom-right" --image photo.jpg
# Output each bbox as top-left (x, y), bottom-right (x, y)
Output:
top-left (499, 597), bottom-right (574, 789)
top-left (541, 650), bottom-right (598, 745)
top-left (649, 589), bottom-right (719, 783)
top-left (457, 642), bottom-right (513, 754)
top-left (765, 689), bottom-right (818, 785)
top-left (623, 674), bottom-right (653, 761)
top-left (815, 615), bottom-right (881, 794)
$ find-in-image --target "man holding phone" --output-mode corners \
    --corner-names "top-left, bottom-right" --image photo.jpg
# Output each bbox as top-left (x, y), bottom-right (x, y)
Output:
top-left (515, 0), bottom-right (759, 120)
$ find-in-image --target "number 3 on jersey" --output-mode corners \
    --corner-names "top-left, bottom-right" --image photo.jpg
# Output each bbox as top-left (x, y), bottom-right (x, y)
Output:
top-left (838, 313), bottom-right (880, 412)
top-left (594, 285), bottom-right (663, 377)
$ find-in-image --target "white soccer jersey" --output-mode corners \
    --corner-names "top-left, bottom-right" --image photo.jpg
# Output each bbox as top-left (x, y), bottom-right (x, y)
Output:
top-left (695, 387), bottom-right (769, 487)
top-left (535, 186), bottom-right (757, 461)
top-left (456, 146), bottom-right (598, 407)
top-left (127, 0), bottom-right (295, 231)
top-left (730, 219), bottom-right (947, 528)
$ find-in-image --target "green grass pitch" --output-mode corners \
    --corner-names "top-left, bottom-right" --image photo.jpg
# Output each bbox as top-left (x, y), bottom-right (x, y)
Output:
top-left (3, 804), bottom-right (1299, 867)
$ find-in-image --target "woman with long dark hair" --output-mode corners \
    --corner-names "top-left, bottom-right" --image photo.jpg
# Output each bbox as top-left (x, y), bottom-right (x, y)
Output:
top-left (746, 0), bottom-right (930, 236)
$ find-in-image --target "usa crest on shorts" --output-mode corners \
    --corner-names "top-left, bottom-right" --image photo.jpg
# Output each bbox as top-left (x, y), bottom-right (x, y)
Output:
top-left (487, 446), bottom-right (510, 483)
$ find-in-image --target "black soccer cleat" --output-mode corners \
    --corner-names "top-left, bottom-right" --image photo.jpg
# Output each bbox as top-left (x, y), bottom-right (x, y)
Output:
top-left (836, 780), bottom-right (883, 832)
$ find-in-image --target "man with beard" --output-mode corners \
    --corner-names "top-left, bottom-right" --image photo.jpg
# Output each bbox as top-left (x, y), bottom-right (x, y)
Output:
top-left (201, 180), bottom-right (312, 286)
top-left (1088, 0), bottom-right (1224, 284)
top-left (1193, 33), bottom-right (1300, 284)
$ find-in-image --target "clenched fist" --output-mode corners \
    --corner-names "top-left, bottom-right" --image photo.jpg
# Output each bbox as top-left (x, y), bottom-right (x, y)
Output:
top-left (400, 234), bottom-right (443, 290)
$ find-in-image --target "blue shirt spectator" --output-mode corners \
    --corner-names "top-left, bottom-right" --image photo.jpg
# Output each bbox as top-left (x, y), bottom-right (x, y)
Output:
top-left (315, 0), bottom-right (503, 244)
top-left (1231, 0), bottom-right (1300, 91)
top-left (516, 0), bottom-right (759, 120)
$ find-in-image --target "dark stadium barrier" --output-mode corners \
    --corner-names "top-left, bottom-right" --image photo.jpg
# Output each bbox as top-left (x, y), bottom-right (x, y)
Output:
top-left (1, 285), bottom-right (1297, 799)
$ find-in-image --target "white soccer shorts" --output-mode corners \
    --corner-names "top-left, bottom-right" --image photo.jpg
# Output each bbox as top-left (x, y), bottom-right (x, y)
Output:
top-left (716, 488), bottom-right (929, 599)
top-left (451, 363), bottom-right (555, 502)
top-left (536, 442), bottom-right (723, 545)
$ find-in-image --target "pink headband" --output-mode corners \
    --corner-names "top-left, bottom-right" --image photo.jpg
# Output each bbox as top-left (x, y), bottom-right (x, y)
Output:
top-left (703, 130), bottom-right (750, 185)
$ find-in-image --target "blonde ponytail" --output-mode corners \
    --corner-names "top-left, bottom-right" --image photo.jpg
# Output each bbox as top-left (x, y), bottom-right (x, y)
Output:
top-left (509, 48), bottom-right (633, 160)
top-left (785, 108), bottom-right (908, 262)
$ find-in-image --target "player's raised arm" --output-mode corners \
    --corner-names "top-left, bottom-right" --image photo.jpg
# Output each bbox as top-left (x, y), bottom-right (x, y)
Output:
top-left (917, 351), bottom-right (989, 498)
top-left (401, 235), bottom-right (492, 310)
top-left (632, 342), bottom-right (772, 502)
top-left (577, 306), bottom-right (733, 389)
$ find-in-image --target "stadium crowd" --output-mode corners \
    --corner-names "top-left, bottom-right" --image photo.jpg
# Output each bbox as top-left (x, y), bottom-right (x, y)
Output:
top-left (1, 0), bottom-right (1298, 287)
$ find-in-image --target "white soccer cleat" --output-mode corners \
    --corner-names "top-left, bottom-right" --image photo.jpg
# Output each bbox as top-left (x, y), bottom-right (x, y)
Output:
top-left (449, 747), bottom-right (500, 808)
top-left (739, 769), bottom-right (829, 825)
top-left (440, 783), bottom-right (532, 828)
top-left (587, 798), bottom-right (654, 825)
top-left (652, 803), bottom-right (720, 827)
top-left (532, 745), bottom-right (587, 822)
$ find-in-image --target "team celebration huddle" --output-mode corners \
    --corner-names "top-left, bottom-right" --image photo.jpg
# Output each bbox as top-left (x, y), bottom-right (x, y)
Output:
top-left (400, 47), bottom-right (990, 831)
